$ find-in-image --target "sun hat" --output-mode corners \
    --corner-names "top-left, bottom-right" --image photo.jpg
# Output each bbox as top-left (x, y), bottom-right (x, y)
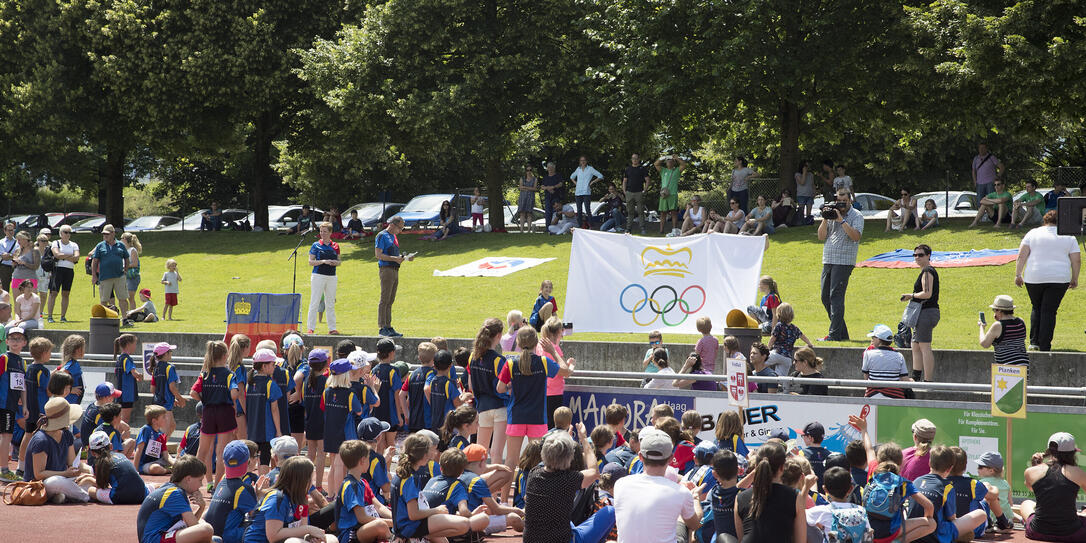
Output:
top-left (357, 417), bottom-right (391, 441)
top-left (308, 349), bottom-right (329, 364)
top-left (42, 397), bottom-right (83, 432)
top-left (152, 342), bottom-right (177, 356)
top-left (693, 440), bottom-right (719, 464)
top-left (639, 428), bottom-right (674, 461)
top-left (911, 419), bottom-right (937, 441)
top-left (223, 440), bottom-right (251, 478)
top-left (990, 295), bottom-right (1015, 311)
top-left (253, 348), bottom-right (283, 364)
top-left (348, 350), bottom-right (377, 369)
top-left (866, 324), bottom-right (894, 342)
top-left (95, 382), bottom-right (122, 399)
top-left (976, 451), bottom-right (1004, 470)
top-left (281, 334), bottom-right (304, 351)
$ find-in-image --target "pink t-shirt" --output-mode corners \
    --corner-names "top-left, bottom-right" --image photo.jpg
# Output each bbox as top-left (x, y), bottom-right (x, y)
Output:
top-left (901, 446), bottom-right (931, 481)
top-left (539, 343), bottom-right (566, 396)
top-left (695, 335), bottom-right (719, 374)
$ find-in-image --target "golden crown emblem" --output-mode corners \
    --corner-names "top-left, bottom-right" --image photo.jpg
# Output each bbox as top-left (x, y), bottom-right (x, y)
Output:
top-left (233, 301), bottom-right (252, 316)
top-left (640, 245), bottom-right (693, 278)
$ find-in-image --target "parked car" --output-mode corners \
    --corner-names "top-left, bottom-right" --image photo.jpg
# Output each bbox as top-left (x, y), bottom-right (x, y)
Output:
top-left (911, 191), bottom-right (978, 219)
top-left (70, 216), bottom-right (132, 233)
top-left (50, 212), bottom-right (104, 229)
top-left (460, 205), bottom-right (546, 230)
top-left (1, 214), bottom-right (30, 227)
top-left (392, 194), bottom-right (473, 227)
top-left (259, 205), bottom-right (326, 232)
top-left (159, 208), bottom-right (252, 231)
top-left (812, 192), bottom-right (896, 219)
top-left (124, 215), bottom-right (181, 232)
top-left (342, 202), bottom-right (405, 229)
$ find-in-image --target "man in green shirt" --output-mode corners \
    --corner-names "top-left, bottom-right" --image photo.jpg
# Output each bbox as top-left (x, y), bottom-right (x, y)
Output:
top-left (654, 153), bottom-right (687, 235)
top-left (969, 180), bottom-right (1012, 227)
top-left (1011, 180), bottom-right (1044, 228)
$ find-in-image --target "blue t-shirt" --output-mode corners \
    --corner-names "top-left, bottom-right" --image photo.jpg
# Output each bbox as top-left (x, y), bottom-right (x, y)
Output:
top-left (336, 473), bottom-right (376, 538)
top-left (446, 434), bottom-right (470, 452)
top-left (92, 240), bottom-right (128, 280)
top-left (427, 373), bottom-right (459, 432)
top-left (405, 366), bottom-right (434, 431)
top-left (390, 474), bottom-right (424, 538)
top-left (115, 353), bottom-right (138, 403)
top-left (95, 422), bottom-right (124, 451)
top-left (413, 460), bottom-right (442, 490)
top-left (716, 434), bottom-right (750, 459)
top-left (233, 365), bottom-right (247, 414)
top-left (205, 477), bottom-right (258, 543)
top-left (375, 230), bottom-right (400, 268)
top-left (63, 359), bottom-right (84, 404)
top-left (711, 485), bottom-right (740, 538)
top-left (362, 449), bottom-right (390, 502)
top-left (468, 350), bottom-right (507, 413)
top-left (322, 387), bottom-right (362, 452)
top-left (420, 474), bottom-right (468, 514)
top-left (0, 352), bottom-right (25, 412)
top-left (102, 452), bottom-right (147, 504)
top-left (137, 483), bottom-right (192, 543)
top-left (949, 475), bottom-right (988, 520)
top-left (153, 361), bottom-right (179, 410)
top-left (303, 373), bottom-right (328, 435)
top-left (135, 424), bottom-right (167, 469)
top-left (908, 474), bottom-right (957, 543)
top-left (25, 429), bottom-right (74, 481)
top-left (79, 403), bottom-right (102, 445)
top-left (371, 363), bottom-right (402, 426)
top-left (499, 354), bottom-right (560, 425)
top-left (246, 374), bottom-right (283, 443)
top-left (310, 240), bottom-right (340, 276)
top-left (200, 366), bottom-right (238, 406)
top-left (351, 380), bottom-right (379, 422)
top-left (25, 362), bottom-right (49, 421)
top-left (244, 490), bottom-right (305, 543)
top-left (512, 468), bottom-right (529, 508)
top-left (272, 365), bottom-right (293, 435)
top-left (458, 471), bottom-right (492, 510)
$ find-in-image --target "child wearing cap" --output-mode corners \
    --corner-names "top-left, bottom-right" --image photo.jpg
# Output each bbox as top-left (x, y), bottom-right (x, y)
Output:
top-left (684, 441), bottom-right (721, 543)
top-left (947, 446), bottom-right (1006, 539)
top-left (179, 402), bottom-right (204, 457)
top-left (78, 381), bottom-right (119, 458)
top-left (390, 434), bottom-right (474, 541)
top-left (125, 288), bottom-right (158, 322)
top-left (426, 349), bottom-right (472, 434)
top-left (324, 358), bottom-right (364, 494)
top-left (247, 348), bottom-right (286, 473)
top-left (149, 341), bottom-right (186, 440)
top-left (356, 417), bottom-right (392, 503)
top-left (976, 451), bottom-right (1017, 529)
top-left (112, 333), bottom-right (143, 424)
top-left (59, 334), bottom-right (86, 405)
top-left (135, 404), bottom-right (173, 475)
top-left (348, 351), bottom-right (380, 426)
top-left (460, 443), bottom-right (521, 533)
top-left (801, 422), bottom-right (830, 489)
top-left (265, 435), bottom-right (329, 517)
top-left (420, 449), bottom-right (490, 532)
top-left (205, 440), bottom-right (259, 543)
top-left (371, 338), bottom-right (403, 453)
top-left (335, 439), bottom-right (393, 543)
top-left (303, 349), bottom-right (330, 493)
top-left (87, 429), bottom-right (150, 504)
top-left (862, 324), bottom-right (911, 400)
top-left (398, 342), bottom-right (437, 433)
top-left (191, 340), bottom-right (242, 488)
top-left (93, 401), bottom-right (136, 457)
top-left (0, 325), bottom-right (27, 480)
top-left (136, 455), bottom-right (214, 543)
top-left (906, 445), bottom-right (987, 543)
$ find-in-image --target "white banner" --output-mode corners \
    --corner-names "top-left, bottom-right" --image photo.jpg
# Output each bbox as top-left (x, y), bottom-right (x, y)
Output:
top-left (433, 257), bottom-right (555, 277)
top-left (563, 230), bottom-right (765, 334)
top-left (695, 396), bottom-right (876, 455)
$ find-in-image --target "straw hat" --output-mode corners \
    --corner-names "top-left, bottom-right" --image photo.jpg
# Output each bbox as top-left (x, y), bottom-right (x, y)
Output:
top-left (989, 295), bottom-right (1015, 311)
top-left (42, 397), bottom-right (83, 432)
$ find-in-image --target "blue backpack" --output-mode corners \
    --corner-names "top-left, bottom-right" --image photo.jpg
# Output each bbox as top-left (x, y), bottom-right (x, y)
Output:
top-left (827, 504), bottom-right (874, 543)
top-left (863, 472), bottom-right (904, 521)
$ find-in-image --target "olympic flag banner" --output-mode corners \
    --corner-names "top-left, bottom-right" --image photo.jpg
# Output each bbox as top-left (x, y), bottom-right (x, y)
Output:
top-left (563, 230), bottom-right (765, 334)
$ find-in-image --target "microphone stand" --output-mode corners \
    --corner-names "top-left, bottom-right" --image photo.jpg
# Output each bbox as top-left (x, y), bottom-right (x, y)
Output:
top-left (287, 226), bottom-right (313, 294)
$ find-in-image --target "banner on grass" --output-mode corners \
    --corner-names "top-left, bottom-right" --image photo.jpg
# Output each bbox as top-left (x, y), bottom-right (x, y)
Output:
top-left (563, 230), bottom-right (765, 334)
top-left (224, 293), bottom-right (301, 354)
top-left (857, 248), bottom-right (1018, 269)
top-left (433, 257), bottom-right (555, 277)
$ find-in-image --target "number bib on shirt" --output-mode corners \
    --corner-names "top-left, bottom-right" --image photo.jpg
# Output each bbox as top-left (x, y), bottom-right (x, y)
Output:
top-left (9, 373), bottom-right (24, 391)
top-left (146, 439), bottom-right (163, 459)
top-left (288, 504), bottom-right (309, 528)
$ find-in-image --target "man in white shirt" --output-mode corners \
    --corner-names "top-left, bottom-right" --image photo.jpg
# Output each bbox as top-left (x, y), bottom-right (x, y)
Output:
top-left (569, 156), bottom-right (604, 228)
top-left (548, 202), bottom-right (579, 235)
top-left (614, 428), bottom-right (701, 543)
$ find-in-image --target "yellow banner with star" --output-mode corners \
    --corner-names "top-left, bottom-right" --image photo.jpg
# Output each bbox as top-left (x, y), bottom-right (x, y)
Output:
top-left (991, 364), bottom-right (1027, 418)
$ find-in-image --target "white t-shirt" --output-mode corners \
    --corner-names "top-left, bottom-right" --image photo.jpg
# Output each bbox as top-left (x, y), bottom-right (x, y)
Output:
top-left (1021, 225), bottom-right (1080, 284)
top-left (614, 473), bottom-right (695, 543)
top-left (645, 367), bottom-right (677, 389)
top-left (861, 348), bottom-right (908, 381)
top-left (805, 502), bottom-right (872, 542)
top-left (52, 240), bottom-right (79, 269)
top-left (833, 176), bottom-right (853, 193)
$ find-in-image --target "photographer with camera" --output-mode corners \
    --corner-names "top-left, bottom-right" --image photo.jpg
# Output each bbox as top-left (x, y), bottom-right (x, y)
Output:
top-left (817, 189), bottom-right (864, 341)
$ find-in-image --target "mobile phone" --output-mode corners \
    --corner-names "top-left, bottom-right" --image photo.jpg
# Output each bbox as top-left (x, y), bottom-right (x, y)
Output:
top-left (979, 311), bottom-right (986, 324)
top-left (563, 322), bottom-right (573, 330)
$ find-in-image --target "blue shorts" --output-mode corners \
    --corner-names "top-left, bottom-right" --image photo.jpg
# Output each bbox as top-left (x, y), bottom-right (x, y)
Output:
top-left (125, 274), bottom-right (141, 293)
top-left (796, 195), bottom-right (814, 205)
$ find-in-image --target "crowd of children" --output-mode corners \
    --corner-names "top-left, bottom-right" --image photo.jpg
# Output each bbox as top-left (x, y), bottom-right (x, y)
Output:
top-left (0, 322), bottom-right (1072, 543)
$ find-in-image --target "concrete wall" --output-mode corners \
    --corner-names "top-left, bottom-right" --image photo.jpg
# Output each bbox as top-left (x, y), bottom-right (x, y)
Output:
top-left (29, 327), bottom-right (1086, 436)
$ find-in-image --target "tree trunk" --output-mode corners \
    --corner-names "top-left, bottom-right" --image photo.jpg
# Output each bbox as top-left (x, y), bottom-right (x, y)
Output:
top-left (485, 158), bottom-right (505, 232)
top-left (248, 111), bottom-right (276, 231)
top-left (102, 149), bottom-right (125, 227)
top-left (778, 99), bottom-right (801, 192)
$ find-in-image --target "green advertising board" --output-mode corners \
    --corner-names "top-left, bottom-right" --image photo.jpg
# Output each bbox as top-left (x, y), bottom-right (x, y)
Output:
top-left (878, 404), bottom-right (1086, 499)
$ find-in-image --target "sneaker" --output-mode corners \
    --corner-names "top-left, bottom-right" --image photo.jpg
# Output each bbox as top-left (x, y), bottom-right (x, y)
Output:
top-left (121, 319), bottom-right (133, 328)
top-left (47, 317), bottom-right (55, 323)
top-left (1028, 344), bottom-right (1039, 351)
top-left (0, 470), bottom-right (20, 482)
top-left (50, 493), bottom-right (66, 504)
top-left (817, 335), bottom-right (832, 341)
top-left (378, 327), bottom-right (390, 336)
top-left (60, 317), bottom-right (68, 322)
top-left (386, 327), bottom-right (403, 338)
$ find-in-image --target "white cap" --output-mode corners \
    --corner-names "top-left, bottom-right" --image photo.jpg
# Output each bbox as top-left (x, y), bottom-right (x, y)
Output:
top-left (348, 349), bottom-right (377, 369)
top-left (88, 430), bottom-right (111, 450)
top-left (866, 324), bottom-right (894, 342)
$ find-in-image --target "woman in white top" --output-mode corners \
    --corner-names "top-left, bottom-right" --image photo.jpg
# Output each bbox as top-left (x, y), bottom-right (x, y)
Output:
top-left (1014, 210), bottom-right (1080, 351)
top-left (679, 195), bottom-right (705, 236)
top-left (46, 225), bottom-right (80, 323)
top-left (11, 279), bottom-right (40, 330)
top-left (721, 198), bottom-right (746, 234)
top-left (886, 188), bottom-right (920, 231)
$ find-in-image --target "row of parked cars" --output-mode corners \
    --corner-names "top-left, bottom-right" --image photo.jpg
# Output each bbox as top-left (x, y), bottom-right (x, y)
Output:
top-left (811, 188), bottom-right (1081, 220)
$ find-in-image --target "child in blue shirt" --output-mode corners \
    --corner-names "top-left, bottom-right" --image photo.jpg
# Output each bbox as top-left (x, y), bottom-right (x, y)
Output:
top-left (335, 440), bottom-right (393, 543)
top-left (426, 350), bottom-right (472, 434)
top-left (371, 339), bottom-right (403, 453)
top-left (419, 449), bottom-right (489, 531)
top-left (711, 449), bottom-right (741, 543)
top-left (60, 334), bottom-right (86, 404)
top-left (135, 405), bottom-right (174, 475)
top-left (247, 348), bottom-right (285, 471)
top-left (0, 327), bottom-right (27, 480)
top-left (87, 430), bottom-right (149, 505)
top-left (244, 456), bottom-right (333, 543)
top-left (390, 434), bottom-right (474, 540)
top-left (150, 342), bottom-right (186, 439)
top-left (356, 417), bottom-right (392, 504)
top-left (136, 455), bottom-right (214, 543)
top-left (907, 446), bottom-right (987, 543)
top-left (112, 333), bottom-right (143, 424)
top-left (93, 400), bottom-right (135, 457)
top-left (205, 440), bottom-right (258, 543)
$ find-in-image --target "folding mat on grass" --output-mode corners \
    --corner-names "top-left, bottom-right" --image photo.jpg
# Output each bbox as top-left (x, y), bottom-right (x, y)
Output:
top-left (434, 256), bottom-right (555, 277)
top-left (857, 248), bottom-right (1019, 268)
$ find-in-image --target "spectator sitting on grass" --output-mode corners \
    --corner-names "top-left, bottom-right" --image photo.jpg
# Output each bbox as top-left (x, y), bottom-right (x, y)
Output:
top-left (126, 288), bottom-right (158, 323)
top-left (1011, 180), bottom-right (1044, 228)
top-left (969, 180), bottom-right (1012, 227)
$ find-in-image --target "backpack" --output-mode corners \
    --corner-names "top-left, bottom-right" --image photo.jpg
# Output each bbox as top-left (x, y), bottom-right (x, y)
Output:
top-left (84, 255), bottom-right (93, 275)
top-left (827, 504), bottom-right (874, 543)
top-left (863, 472), bottom-right (904, 521)
top-left (40, 242), bottom-right (56, 273)
top-left (570, 480), bottom-right (599, 525)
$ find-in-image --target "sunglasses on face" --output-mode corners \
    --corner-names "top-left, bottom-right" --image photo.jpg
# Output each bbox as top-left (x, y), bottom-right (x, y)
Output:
top-left (913, 253), bottom-right (926, 258)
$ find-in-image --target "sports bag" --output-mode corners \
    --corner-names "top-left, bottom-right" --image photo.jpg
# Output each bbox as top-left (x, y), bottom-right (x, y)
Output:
top-left (3, 481), bottom-right (48, 505)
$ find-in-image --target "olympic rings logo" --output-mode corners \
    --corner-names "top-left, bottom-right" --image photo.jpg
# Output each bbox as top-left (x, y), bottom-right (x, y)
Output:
top-left (619, 283), bottom-right (706, 327)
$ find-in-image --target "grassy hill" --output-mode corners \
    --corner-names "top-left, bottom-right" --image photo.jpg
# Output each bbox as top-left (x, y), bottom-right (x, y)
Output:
top-left (45, 221), bottom-right (1083, 351)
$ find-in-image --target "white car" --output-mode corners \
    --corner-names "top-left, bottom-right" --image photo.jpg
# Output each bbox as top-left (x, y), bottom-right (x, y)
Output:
top-left (259, 205), bottom-right (325, 232)
top-left (812, 193), bottom-right (896, 219)
top-left (912, 191), bottom-right (979, 219)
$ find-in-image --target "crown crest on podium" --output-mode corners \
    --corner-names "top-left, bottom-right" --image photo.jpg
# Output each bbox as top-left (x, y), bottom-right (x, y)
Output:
top-left (640, 245), bottom-right (692, 278)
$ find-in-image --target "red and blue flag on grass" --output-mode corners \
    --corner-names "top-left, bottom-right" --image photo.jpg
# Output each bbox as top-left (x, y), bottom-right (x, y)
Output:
top-left (224, 293), bottom-right (301, 354)
top-left (857, 248), bottom-right (1018, 269)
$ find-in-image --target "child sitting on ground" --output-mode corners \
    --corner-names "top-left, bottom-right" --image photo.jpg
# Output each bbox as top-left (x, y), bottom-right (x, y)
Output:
top-left (461, 443), bottom-right (523, 534)
top-left (805, 467), bottom-right (873, 543)
top-left (681, 409), bottom-right (704, 445)
top-left (87, 430), bottom-right (151, 505)
top-left (204, 440), bottom-right (258, 543)
top-left (178, 402), bottom-right (203, 457)
top-left (865, 461), bottom-right (934, 542)
top-left (134, 404), bottom-right (173, 475)
top-left (420, 449), bottom-right (490, 532)
top-left (604, 403), bottom-right (630, 446)
top-left (125, 288), bottom-right (159, 322)
top-left (947, 446), bottom-right (1011, 536)
top-left (907, 446), bottom-right (987, 543)
top-left (93, 400), bottom-right (136, 458)
top-left (335, 439), bottom-right (393, 543)
top-left (136, 455), bottom-right (214, 543)
top-left (976, 451), bottom-right (1017, 530)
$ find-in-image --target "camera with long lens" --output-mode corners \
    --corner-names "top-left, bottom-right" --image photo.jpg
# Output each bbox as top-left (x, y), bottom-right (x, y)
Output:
top-left (821, 201), bottom-right (850, 220)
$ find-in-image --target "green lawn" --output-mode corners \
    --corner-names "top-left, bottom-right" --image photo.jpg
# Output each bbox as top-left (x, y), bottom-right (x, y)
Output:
top-left (47, 221), bottom-right (1083, 351)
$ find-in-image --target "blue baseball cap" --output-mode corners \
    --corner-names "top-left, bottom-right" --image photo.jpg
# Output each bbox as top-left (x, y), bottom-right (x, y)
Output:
top-left (329, 358), bottom-right (352, 375)
top-left (95, 382), bottom-right (122, 399)
top-left (308, 349), bottom-right (329, 364)
top-left (357, 417), bottom-right (391, 441)
top-left (693, 440), bottom-right (720, 464)
top-left (223, 440), bottom-right (250, 477)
